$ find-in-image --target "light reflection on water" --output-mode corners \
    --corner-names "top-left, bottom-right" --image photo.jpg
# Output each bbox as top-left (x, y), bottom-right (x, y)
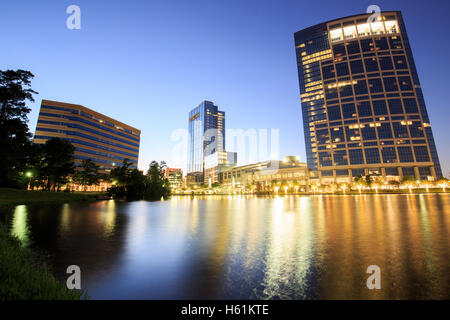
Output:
top-left (3, 194), bottom-right (449, 299)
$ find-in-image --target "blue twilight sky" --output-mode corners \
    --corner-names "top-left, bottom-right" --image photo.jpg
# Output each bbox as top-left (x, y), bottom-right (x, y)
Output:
top-left (1, 0), bottom-right (449, 177)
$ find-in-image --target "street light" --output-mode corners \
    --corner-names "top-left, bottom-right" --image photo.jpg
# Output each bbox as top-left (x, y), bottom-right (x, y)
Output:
top-left (25, 171), bottom-right (32, 190)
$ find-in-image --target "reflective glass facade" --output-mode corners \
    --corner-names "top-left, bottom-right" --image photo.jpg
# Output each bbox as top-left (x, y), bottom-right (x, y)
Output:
top-left (34, 100), bottom-right (140, 172)
top-left (187, 101), bottom-right (225, 180)
top-left (294, 11), bottom-right (442, 182)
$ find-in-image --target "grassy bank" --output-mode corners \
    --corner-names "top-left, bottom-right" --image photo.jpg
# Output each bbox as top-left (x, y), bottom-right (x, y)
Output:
top-left (0, 223), bottom-right (87, 300)
top-left (0, 188), bottom-right (106, 210)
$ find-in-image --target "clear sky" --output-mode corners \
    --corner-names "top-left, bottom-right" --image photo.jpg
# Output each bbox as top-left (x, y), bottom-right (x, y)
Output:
top-left (1, 0), bottom-right (449, 177)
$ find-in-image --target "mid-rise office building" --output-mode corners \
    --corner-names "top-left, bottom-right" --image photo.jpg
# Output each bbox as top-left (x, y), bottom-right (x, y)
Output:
top-left (165, 168), bottom-right (183, 190)
top-left (187, 100), bottom-right (225, 183)
top-left (34, 100), bottom-right (140, 173)
top-left (204, 151), bottom-right (237, 185)
top-left (294, 11), bottom-right (442, 184)
top-left (219, 156), bottom-right (310, 192)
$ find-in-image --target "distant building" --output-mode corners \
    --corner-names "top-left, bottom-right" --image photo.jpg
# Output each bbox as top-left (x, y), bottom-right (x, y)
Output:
top-left (204, 151), bottom-right (237, 185)
top-left (165, 168), bottom-right (183, 190)
top-left (34, 100), bottom-right (141, 174)
top-left (187, 100), bottom-right (225, 183)
top-left (219, 156), bottom-right (310, 192)
top-left (294, 11), bottom-right (442, 184)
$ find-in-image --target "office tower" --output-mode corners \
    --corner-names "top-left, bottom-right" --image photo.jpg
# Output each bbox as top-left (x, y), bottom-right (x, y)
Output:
top-left (187, 100), bottom-right (225, 183)
top-left (294, 11), bottom-right (442, 184)
top-left (34, 99), bottom-right (140, 172)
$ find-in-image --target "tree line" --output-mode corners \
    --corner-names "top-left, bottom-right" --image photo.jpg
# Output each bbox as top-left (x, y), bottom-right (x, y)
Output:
top-left (0, 69), bottom-right (170, 200)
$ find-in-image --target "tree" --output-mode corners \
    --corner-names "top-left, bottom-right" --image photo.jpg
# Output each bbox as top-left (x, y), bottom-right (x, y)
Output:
top-left (145, 161), bottom-right (171, 201)
top-left (365, 175), bottom-right (373, 187)
top-left (73, 159), bottom-right (101, 191)
top-left (352, 175), bottom-right (366, 192)
top-left (109, 158), bottom-right (133, 186)
top-left (401, 176), bottom-right (417, 193)
top-left (40, 138), bottom-right (75, 191)
top-left (0, 69), bottom-right (38, 187)
top-left (108, 159), bottom-right (146, 200)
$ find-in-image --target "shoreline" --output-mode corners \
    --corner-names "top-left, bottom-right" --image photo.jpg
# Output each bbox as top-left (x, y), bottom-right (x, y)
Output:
top-left (0, 188), bottom-right (108, 211)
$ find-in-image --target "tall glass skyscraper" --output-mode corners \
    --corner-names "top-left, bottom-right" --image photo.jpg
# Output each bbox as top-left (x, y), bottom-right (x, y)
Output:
top-left (187, 100), bottom-right (225, 181)
top-left (294, 11), bottom-right (442, 184)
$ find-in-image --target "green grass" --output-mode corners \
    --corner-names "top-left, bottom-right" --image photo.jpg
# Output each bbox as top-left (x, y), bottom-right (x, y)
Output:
top-left (0, 188), bottom-right (105, 210)
top-left (0, 223), bottom-right (88, 300)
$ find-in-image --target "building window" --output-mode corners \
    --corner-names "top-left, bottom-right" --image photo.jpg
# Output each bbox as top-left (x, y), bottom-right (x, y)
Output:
top-left (327, 106), bottom-right (342, 121)
top-left (398, 76), bottom-right (413, 91)
top-left (361, 126), bottom-right (377, 140)
top-left (364, 57), bottom-right (379, 72)
top-left (348, 149), bottom-right (364, 164)
top-left (397, 146), bottom-right (414, 163)
top-left (393, 55), bottom-right (407, 69)
top-left (368, 78), bottom-right (384, 93)
top-left (357, 101), bottom-right (372, 117)
top-left (409, 122), bottom-right (425, 138)
top-left (333, 150), bottom-right (348, 166)
top-left (336, 62), bottom-right (350, 76)
top-left (414, 146), bottom-right (430, 162)
top-left (364, 148), bottom-right (381, 164)
top-left (392, 122), bottom-right (409, 138)
top-left (353, 79), bottom-right (368, 95)
top-left (372, 100), bottom-right (388, 115)
top-left (346, 41), bottom-right (360, 54)
top-left (388, 99), bottom-right (403, 114)
top-left (350, 59), bottom-right (364, 74)
top-left (382, 147), bottom-right (397, 163)
top-left (319, 151), bottom-right (333, 167)
top-left (403, 98), bottom-right (418, 113)
top-left (379, 56), bottom-right (394, 70)
top-left (383, 77), bottom-right (399, 92)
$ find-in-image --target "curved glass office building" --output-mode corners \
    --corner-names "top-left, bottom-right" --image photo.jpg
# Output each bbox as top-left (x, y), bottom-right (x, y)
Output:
top-left (294, 11), bottom-right (442, 184)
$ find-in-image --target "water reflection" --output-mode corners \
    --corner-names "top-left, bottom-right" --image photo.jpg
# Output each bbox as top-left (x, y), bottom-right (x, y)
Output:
top-left (1, 194), bottom-right (449, 299)
top-left (11, 205), bottom-right (30, 246)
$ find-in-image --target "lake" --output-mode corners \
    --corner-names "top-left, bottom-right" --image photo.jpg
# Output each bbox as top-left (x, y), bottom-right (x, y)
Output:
top-left (2, 194), bottom-right (449, 299)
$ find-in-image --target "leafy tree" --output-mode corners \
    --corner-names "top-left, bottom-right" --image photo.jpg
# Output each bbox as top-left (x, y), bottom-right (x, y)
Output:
top-left (145, 161), bottom-right (171, 201)
top-left (0, 69), bottom-right (38, 187)
top-left (73, 159), bottom-right (101, 191)
top-left (40, 138), bottom-right (75, 191)
top-left (109, 158), bottom-right (133, 186)
top-left (365, 175), bottom-right (373, 186)
top-left (108, 159), bottom-right (146, 200)
top-left (23, 143), bottom-right (44, 190)
top-left (401, 175), bottom-right (415, 183)
top-left (126, 168), bottom-right (146, 200)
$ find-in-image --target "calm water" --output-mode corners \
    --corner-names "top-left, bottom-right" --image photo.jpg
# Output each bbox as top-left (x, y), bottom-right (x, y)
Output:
top-left (1, 194), bottom-right (449, 299)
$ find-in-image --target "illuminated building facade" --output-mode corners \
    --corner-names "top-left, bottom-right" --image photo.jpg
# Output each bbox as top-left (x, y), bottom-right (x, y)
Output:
top-left (165, 168), bottom-right (183, 190)
top-left (34, 100), bottom-right (140, 173)
top-left (187, 100), bottom-right (225, 183)
top-left (294, 11), bottom-right (442, 184)
top-left (204, 151), bottom-right (237, 185)
top-left (219, 156), bottom-right (310, 192)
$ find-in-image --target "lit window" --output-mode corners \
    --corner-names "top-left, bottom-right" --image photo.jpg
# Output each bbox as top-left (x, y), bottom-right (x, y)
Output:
top-left (330, 28), bottom-right (343, 42)
top-left (357, 23), bottom-right (371, 37)
top-left (371, 21), bottom-right (385, 35)
top-left (343, 26), bottom-right (357, 40)
top-left (385, 21), bottom-right (399, 34)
